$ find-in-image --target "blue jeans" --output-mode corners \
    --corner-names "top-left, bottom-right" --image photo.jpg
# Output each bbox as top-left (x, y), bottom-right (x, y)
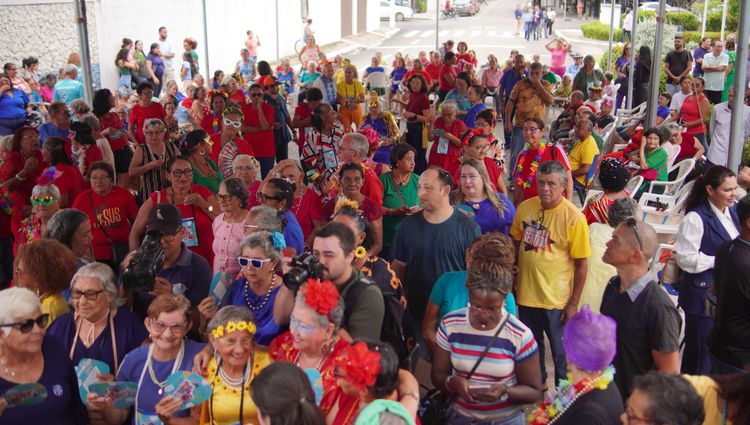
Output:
top-left (508, 126), bottom-right (526, 175)
top-left (447, 408), bottom-right (524, 425)
top-left (694, 132), bottom-right (709, 154)
top-left (118, 74), bottom-right (132, 91)
top-left (666, 83), bottom-right (680, 95)
top-left (681, 312), bottom-right (713, 375)
top-left (524, 22), bottom-right (533, 40)
top-left (518, 306), bottom-right (567, 386)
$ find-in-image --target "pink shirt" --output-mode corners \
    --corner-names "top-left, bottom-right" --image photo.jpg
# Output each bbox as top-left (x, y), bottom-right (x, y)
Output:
top-left (245, 37), bottom-right (259, 56)
top-left (481, 68), bottom-right (502, 88)
top-left (550, 48), bottom-right (567, 68)
top-left (211, 212), bottom-right (247, 278)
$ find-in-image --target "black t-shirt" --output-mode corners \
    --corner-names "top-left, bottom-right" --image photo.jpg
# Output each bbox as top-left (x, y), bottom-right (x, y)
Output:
top-left (392, 208), bottom-right (481, 321)
top-left (554, 381), bottom-right (624, 425)
top-left (708, 238), bottom-right (750, 362)
top-left (665, 50), bottom-right (693, 84)
top-left (600, 277), bottom-right (682, 399)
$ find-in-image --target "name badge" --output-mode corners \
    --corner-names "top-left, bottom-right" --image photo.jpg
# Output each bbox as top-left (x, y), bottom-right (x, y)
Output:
top-left (437, 137), bottom-right (450, 154)
top-left (322, 148), bottom-right (338, 169)
top-left (181, 217), bottom-right (198, 247)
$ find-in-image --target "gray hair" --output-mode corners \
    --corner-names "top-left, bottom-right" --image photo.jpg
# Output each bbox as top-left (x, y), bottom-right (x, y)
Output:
top-left (233, 154), bottom-right (261, 180)
top-left (632, 372), bottom-right (705, 425)
top-left (32, 183), bottom-right (61, 199)
top-left (43, 208), bottom-right (89, 249)
top-left (207, 305), bottom-right (255, 334)
top-left (69, 98), bottom-right (91, 115)
top-left (238, 231), bottom-right (283, 272)
top-left (221, 75), bottom-right (236, 86)
top-left (342, 133), bottom-right (369, 159)
top-left (70, 262), bottom-right (124, 308)
top-left (222, 177), bottom-right (250, 209)
top-left (441, 101), bottom-right (458, 113)
top-left (0, 287), bottom-right (42, 336)
top-left (667, 122), bottom-right (686, 133)
top-left (608, 198), bottom-right (639, 228)
top-left (294, 286), bottom-right (344, 332)
top-left (79, 113), bottom-right (101, 131)
top-left (64, 64), bottom-right (78, 75)
top-left (248, 206), bottom-right (282, 232)
top-left (537, 160), bottom-right (568, 184)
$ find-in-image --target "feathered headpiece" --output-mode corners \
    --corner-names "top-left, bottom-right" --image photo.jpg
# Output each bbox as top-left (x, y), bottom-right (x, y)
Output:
top-left (334, 342), bottom-right (382, 391)
top-left (367, 91), bottom-right (380, 108)
top-left (301, 279), bottom-right (339, 322)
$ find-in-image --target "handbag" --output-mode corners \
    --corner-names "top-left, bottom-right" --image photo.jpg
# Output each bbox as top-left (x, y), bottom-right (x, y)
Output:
top-left (89, 192), bottom-right (129, 271)
top-left (420, 313), bottom-right (510, 425)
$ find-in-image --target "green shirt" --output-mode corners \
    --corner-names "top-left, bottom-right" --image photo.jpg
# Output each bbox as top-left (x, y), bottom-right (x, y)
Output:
top-left (645, 147), bottom-right (668, 181)
top-left (542, 71), bottom-right (560, 85)
top-left (379, 171), bottom-right (421, 248)
top-left (192, 159), bottom-right (223, 194)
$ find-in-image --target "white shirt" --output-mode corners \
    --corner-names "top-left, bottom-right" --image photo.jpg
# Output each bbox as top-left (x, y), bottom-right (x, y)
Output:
top-left (675, 205), bottom-right (739, 274)
top-left (708, 102), bottom-right (750, 166)
top-left (702, 53), bottom-right (729, 91)
top-left (623, 13), bottom-right (633, 31)
top-left (670, 91), bottom-right (690, 113)
top-left (158, 38), bottom-right (175, 70)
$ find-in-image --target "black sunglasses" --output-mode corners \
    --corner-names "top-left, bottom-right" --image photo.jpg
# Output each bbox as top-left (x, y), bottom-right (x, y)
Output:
top-left (0, 314), bottom-right (50, 334)
top-left (625, 217), bottom-right (643, 251)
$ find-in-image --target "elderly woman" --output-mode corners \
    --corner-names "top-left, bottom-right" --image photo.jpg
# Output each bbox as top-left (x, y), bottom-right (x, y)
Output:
top-left (328, 341), bottom-right (420, 425)
top-left (251, 363), bottom-right (327, 425)
top-left (71, 161), bottom-right (137, 270)
top-left (583, 157), bottom-right (631, 225)
top-left (231, 154), bottom-right (261, 204)
top-left (13, 239), bottom-right (77, 322)
top-left (15, 183), bottom-right (61, 248)
top-left (276, 59), bottom-right (296, 103)
top-left (0, 72), bottom-right (29, 135)
top-left (69, 98), bottom-right (92, 122)
top-left (200, 90), bottom-right (228, 136)
top-left (130, 155), bottom-right (218, 265)
top-left (444, 72), bottom-right (473, 119)
top-left (361, 92), bottom-right (400, 165)
top-left (243, 206), bottom-right (283, 238)
top-left (41, 136), bottom-right (85, 207)
top-left (269, 278), bottom-right (348, 417)
top-left (0, 126), bottom-right (45, 230)
top-left (212, 178), bottom-right (250, 277)
top-left (265, 159), bottom-right (325, 244)
top-left (528, 306), bottom-right (623, 424)
top-left (88, 294), bottom-right (205, 425)
top-left (128, 118), bottom-right (180, 202)
top-left (632, 126), bottom-right (668, 196)
top-left (431, 233), bottom-right (542, 424)
top-left (44, 208), bottom-right (94, 268)
top-left (199, 305), bottom-right (270, 425)
top-left (257, 178), bottom-right (305, 254)
top-left (224, 76), bottom-right (246, 107)
top-left (183, 129), bottom-right (223, 194)
top-left (336, 65), bottom-right (365, 131)
top-left (215, 108), bottom-right (254, 177)
top-left (128, 82), bottom-right (166, 144)
top-left (453, 158), bottom-right (515, 235)
top-left (428, 101), bottom-right (466, 171)
top-left (0, 287), bottom-right (88, 424)
top-left (47, 263), bottom-right (148, 374)
top-left (199, 232), bottom-right (286, 347)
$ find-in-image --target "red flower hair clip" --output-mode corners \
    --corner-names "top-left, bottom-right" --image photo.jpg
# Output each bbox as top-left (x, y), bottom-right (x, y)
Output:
top-left (301, 279), bottom-right (340, 322)
top-left (461, 128), bottom-right (486, 146)
top-left (334, 342), bottom-right (381, 391)
top-left (357, 126), bottom-right (380, 156)
top-left (208, 89), bottom-right (228, 100)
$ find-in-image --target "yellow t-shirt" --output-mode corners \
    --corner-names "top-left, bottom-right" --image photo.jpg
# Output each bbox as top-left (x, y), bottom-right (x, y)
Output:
top-left (510, 197), bottom-right (591, 309)
top-left (569, 134), bottom-right (600, 185)
top-left (41, 293), bottom-right (70, 323)
top-left (199, 351), bottom-right (270, 425)
top-left (336, 80), bottom-right (365, 101)
top-left (579, 223), bottom-right (616, 313)
top-left (683, 375), bottom-right (733, 425)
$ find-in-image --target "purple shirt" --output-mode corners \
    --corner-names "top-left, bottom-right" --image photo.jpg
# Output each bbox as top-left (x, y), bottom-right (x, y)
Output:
top-left (499, 69), bottom-right (528, 102)
top-left (693, 46), bottom-right (710, 77)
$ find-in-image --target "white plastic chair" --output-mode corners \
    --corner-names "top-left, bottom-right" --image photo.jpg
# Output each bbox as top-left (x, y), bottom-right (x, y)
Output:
top-left (639, 181), bottom-right (694, 230)
top-left (639, 180), bottom-right (694, 213)
top-left (616, 101), bottom-right (647, 119)
top-left (647, 158), bottom-right (695, 195)
top-left (364, 72), bottom-right (389, 94)
top-left (625, 175), bottom-right (643, 197)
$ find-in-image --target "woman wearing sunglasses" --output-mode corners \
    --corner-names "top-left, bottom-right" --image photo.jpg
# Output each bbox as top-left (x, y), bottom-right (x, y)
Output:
top-left (47, 262), bottom-right (148, 377)
top-left (269, 278), bottom-right (349, 418)
top-left (214, 108), bottom-right (255, 178)
top-left (15, 183), bottom-right (61, 249)
top-left (87, 294), bottom-right (206, 425)
top-left (198, 231), bottom-right (286, 348)
top-left (183, 129), bottom-right (223, 194)
top-left (212, 177), bottom-right (250, 278)
top-left (0, 287), bottom-right (88, 424)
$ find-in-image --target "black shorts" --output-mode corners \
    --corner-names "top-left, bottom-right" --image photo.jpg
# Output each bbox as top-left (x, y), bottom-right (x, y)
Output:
top-left (113, 145), bottom-right (134, 173)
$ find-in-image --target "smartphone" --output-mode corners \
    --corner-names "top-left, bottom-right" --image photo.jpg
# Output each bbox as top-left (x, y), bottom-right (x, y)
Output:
top-left (468, 384), bottom-right (493, 396)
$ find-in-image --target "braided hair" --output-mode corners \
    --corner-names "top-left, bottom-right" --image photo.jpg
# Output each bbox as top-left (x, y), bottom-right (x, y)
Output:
top-left (598, 157), bottom-right (630, 194)
top-left (465, 233), bottom-right (516, 295)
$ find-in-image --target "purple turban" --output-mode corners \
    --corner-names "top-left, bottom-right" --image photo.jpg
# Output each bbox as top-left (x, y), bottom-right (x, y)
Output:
top-left (563, 304), bottom-right (617, 371)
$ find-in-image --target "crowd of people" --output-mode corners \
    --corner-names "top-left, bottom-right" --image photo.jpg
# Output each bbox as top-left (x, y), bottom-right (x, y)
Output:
top-left (1, 12), bottom-right (750, 425)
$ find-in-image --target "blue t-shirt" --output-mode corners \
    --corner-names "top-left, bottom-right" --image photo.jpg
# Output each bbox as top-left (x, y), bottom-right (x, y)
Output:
top-left (390, 67), bottom-right (408, 87)
top-left (117, 339), bottom-right (205, 424)
top-left (429, 271), bottom-right (517, 320)
top-left (464, 102), bottom-right (488, 128)
top-left (277, 70), bottom-right (295, 94)
top-left (657, 105), bottom-right (670, 120)
top-left (38, 122), bottom-right (70, 144)
top-left (227, 279), bottom-right (286, 346)
top-left (53, 78), bottom-right (84, 105)
top-left (499, 69), bottom-right (528, 102)
top-left (392, 208), bottom-right (481, 320)
top-left (461, 193), bottom-right (515, 235)
top-left (0, 88), bottom-right (29, 119)
top-left (281, 210), bottom-right (305, 253)
top-left (365, 66), bottom-right (385, 75)
top-left (566, 63), bottom-right (583, 78)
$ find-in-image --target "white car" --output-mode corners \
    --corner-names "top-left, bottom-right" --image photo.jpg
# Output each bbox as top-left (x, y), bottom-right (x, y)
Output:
top-left (380, 0), bottom-right (414, 21)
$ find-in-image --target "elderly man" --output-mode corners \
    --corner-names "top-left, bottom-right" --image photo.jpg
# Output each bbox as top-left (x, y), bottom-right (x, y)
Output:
top-left (311, 61), bottom-right (338, 106)
top-left (624, 372), bottom-right (705, 425)
top-left (53, 64), bottom-right (84, 105)
top-left (600, 219), bottom-right (681, 398)
top-left (510, 160), bottom-right (590, 386)
top-left (38, 101), bottom-right (72, 144)
top-left (702, 40), bottom-right (728, 105)
top-left (566, 53), bottom-right (584, 78)
top-left (339, 132), bottom-right (384, 207)
top-left (569, 118), bottom-right (600, 193)
top-left (707, 87), bottom-right (750, 167)
top-left (572, 55), bottom-right (604, 101)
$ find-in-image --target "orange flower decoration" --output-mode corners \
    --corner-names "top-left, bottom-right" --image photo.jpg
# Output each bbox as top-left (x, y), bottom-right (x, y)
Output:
top-left (334, 342), bottom-right (381, 391)
top-left (301, 279), bottom-right (340, 320)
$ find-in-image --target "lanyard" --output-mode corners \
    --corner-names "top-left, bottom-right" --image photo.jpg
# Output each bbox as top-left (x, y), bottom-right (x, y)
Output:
top-left (69, 310), bottom-right (119, 374)
top-left (135, 342), bottom-right (186, 423)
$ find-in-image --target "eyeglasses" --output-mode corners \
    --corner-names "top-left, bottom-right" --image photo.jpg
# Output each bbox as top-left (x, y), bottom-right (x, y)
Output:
top-left (222, 118), bottom-right (242, 128)
top-left (71, 289), bottom-right (105, 301)
top-left (216, 194), bottom-right (235, 202)
top-left (249, 93), bottom-right (263, 97)
top-left (0, 314), bottom-right (49, 334)
top-left (622, 407), bottom-right (658, 424)
top-left (257, 192), bottom-right (282, 202)
top-left (171, 168), bottom-right (194, 178)
top-left (467, 302), bottom-right (502, 317)
top-left (290, 316), bottom-right (318, 336)
top-left (238, 257), bottom-right (272, 268)
top-left (234, 165), bottom-right (255, 173)
top-left (523, 127), bottom-right (541, 133)
top-left (625, 217), bottom-right (643, 251)
top-left (150, 320), bottom-right (188, 334)
top-left (30, 195), bottom-right (55, 206)
top-left (161, 232), bottom-right (180, 243)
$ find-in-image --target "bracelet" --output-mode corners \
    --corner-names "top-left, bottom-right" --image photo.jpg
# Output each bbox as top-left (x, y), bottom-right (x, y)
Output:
top-left (444, 375), bottom-right (456, 391)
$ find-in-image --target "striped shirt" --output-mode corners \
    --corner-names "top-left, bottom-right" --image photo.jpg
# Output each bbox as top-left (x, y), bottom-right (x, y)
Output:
top-left (436, 308), bottom-right (538, 419)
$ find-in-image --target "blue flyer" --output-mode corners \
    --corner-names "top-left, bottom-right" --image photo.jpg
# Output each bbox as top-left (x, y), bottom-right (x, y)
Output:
top-left (163, 371), bottom-right (212, 410)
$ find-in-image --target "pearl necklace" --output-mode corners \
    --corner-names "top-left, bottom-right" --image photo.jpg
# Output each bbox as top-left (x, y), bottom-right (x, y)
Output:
top-left (244, 275), bottom-right (276, 312)
top-left (0, 357), bottom-right (16, 378)
top-left (218, 356), bottom-right (252, 388)
top-left (146, 342), bottom-right (186, 395)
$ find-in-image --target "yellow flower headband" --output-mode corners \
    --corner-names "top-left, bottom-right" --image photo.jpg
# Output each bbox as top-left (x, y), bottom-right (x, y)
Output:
top-left (211, 320), bottom-right (257, 338)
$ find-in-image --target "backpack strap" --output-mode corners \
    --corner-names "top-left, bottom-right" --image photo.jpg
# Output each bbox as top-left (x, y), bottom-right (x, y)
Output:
top-left (342, 277), bottom-right (372, 325)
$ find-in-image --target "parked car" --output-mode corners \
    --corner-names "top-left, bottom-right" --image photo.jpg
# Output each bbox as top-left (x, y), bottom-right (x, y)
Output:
top-left (453, 0), bottom-right (479, 16)
top-left (380, 0), bottom-right (414, 21)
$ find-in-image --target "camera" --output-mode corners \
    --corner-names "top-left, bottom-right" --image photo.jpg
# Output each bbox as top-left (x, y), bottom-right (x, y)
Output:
top-left (282, 251), bottom-right (324, 291)
top-left (122, 232), bottom-right (165, 293)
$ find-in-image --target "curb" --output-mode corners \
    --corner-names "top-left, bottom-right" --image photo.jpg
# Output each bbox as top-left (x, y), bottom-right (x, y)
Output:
top-left (554, 29), bottom-right (611, 46)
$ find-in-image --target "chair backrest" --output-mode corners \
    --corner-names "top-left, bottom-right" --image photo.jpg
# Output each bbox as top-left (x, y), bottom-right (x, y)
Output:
top-left (651, 243), bottom-right (675, 284)
top-left (669, 180), bottom-right (695, 214)
top-left (625, 175), bottom-right (643, 197)
top-left (365, 71), bottom-right (389, 89)
top-left (584, 154), bottom-right (601, 188)
top-left (612, 83), bottom-right (621, 93)
top-left (669, 158), bottom-right (696, 194)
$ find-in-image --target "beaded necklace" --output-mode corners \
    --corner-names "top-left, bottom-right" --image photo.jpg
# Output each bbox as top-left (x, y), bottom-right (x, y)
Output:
top-left (244, 275), bottom-right (276, 312)
top-left (528, 365), bottom-right (615, 425)
top-left (514, 139), bottom-right (547, 189)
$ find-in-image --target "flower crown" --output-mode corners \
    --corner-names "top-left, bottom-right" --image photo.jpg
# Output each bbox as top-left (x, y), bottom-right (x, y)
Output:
top-left (211, 320), bottom-right (257, 338)
top-left (222, 106), bottom-right (244, 119)
top-left (208, 89), bottom-right (228, 100)
top-left (334, 342), bottom-right (382, 391)
top-left (301, 279), bottom-right (339, 322)
top-left (461, 128), bottom-right (486, 146)
top-left (334, 197), bottom-right (360, 214)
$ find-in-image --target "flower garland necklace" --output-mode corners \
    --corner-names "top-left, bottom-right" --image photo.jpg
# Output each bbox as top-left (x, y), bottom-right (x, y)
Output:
top-left (528, 365), bottom-right (615, 425)
top-left (244, 274), bottom-right (276, 312)
top-left (514, 139), bottom-right (547, 189)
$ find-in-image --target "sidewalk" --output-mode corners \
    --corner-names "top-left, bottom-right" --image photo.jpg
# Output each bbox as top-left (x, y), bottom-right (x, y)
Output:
top-left (278, 27), bottom-right (401, 67)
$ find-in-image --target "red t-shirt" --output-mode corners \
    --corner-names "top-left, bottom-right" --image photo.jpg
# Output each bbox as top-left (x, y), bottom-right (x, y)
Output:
top-left (51, 163), bottom-right (86, 207)
top-left (293, 102), bottom-right (313, 148)
top-left (406, 93), bottom-right (430, 116)
top-left (230, 90), bottom-right (247, 106)
top-left (516, 143), bottom-right (571, 201)
top-left (323, 195), bottom-right (382, 222)
top-left (0, 151), bottom-right (46, 223)
top-left (72, 187), bottom-right (138, 260)
top-left (241, 103), bottom-right (276, 158)
top-left (200, 112), bottom-right (223, 136)
top-left (428, 117), bottom-right (467, 171)
top-left (425, 62), bottom-right (442, 83)
top-left (98, 112), bottom-right (128, 151)
top-left (361, 166), bottom-right (384, 208)
top-left (438, 64), bottom-right (457, 91)
top-left (129, 102), bottom-right (166, 143)
top-left (181, 98), bottom-right (194, 110)
top-left (83, 144), bottom-right (103, 176)
top-left (293, 188), bottom-right (326, 240)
